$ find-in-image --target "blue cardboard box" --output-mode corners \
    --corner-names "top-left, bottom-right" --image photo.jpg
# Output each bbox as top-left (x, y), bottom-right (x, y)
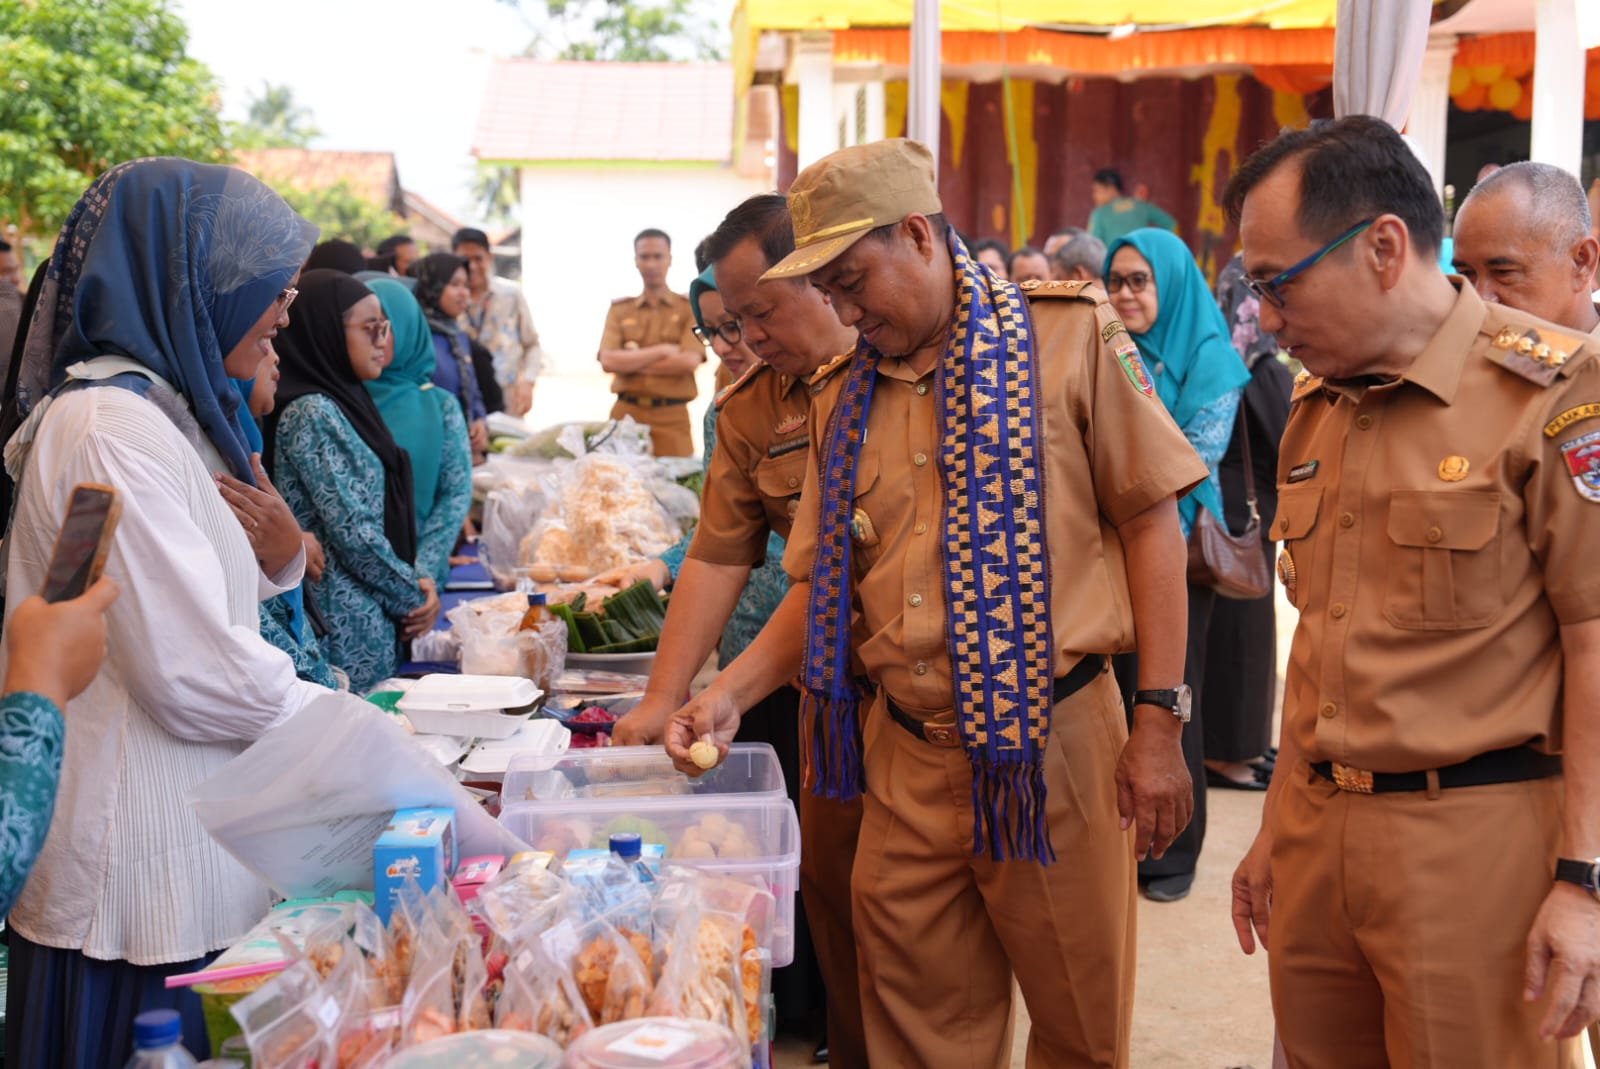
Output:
top-left (372, 807), bottom-right (457, 924)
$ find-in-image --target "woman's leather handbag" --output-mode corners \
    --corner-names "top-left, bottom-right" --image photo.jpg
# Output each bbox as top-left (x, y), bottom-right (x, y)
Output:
top-left (1187, 406), bottom-right (1273, 600)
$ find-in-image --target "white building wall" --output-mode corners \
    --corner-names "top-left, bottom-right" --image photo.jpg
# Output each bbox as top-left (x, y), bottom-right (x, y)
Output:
top-left (515, 164), bottom-right (770, 446)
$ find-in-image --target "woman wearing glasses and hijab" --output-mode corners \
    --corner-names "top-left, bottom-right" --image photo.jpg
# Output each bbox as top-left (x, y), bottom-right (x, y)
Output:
top-left (365, 276), bottom-right (473, 591)
top-left (1102, 227), bottom-right (1251, 904)
top-left (1, 159), bottom-right (334, 1067)
top-left (265, 270), bottom-right (439, 692)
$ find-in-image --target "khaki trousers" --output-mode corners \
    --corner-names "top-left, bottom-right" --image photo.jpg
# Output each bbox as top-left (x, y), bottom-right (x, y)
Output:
top-left (610, 397), bottom-right (694, 457)
top-left (798, 743), bottom-right (867, 1068)
top-left (851, 671), bottom-right (1137, 1069)
top-left (1270, 763), bottom-right (1580, 1068)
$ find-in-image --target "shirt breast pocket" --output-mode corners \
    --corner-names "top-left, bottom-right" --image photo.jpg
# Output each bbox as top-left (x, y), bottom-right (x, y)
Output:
top-left (844, 450), bottom-right (883, 573)
top-left (755, 448), bottom-right (808, 510)
top-left (1383, 490), bottom-right (1503, 630)
top-left (1271, 486), bottom-right (1322, 609)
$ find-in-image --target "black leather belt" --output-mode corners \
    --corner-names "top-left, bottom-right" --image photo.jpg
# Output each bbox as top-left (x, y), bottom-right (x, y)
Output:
top-left (617, 394), bottom-right (689, 408)
top-left (1310, 745), bottom-right (1562, 794)
top-left (886, 654), bottom-right (1108, 747)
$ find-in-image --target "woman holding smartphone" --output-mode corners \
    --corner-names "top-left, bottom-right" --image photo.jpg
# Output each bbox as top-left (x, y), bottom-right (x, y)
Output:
top-left (1, 159), bottom-right (330, 1068)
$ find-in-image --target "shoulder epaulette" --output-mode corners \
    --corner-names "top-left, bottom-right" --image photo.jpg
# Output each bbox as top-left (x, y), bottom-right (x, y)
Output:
top-left (1484, 322), bottom-right (1589, 388)
top-left (809, 350), bottom-right (855, 387)
top-left (1017, 278), bottom-right (1104, 303)
top-left (714, 362), bottom-right (768, 411)
top-left (1291, 368), bottom-right (1323, 402)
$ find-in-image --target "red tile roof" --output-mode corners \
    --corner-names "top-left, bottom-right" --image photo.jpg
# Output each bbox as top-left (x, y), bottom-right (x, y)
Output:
top-left (472, 60), bottom-right (734, 164)
top-left (233, 149), bottom-right (405, 214)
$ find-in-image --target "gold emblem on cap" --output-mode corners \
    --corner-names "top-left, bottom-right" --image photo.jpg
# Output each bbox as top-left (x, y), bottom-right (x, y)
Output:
top-left (1438, 455), bottom-right (1470, 482)
top-left (790, 190), bottom-right (814, 238)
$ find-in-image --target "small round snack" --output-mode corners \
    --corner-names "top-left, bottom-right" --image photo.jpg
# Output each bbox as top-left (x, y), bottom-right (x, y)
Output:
top-left (689, 740), bottom-right (719, 770)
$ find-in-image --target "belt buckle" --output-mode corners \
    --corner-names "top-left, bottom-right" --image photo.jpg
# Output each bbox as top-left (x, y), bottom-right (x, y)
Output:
top-left (1331, 762), bottom-right (1375, 794)
top-left (924, 723), bottom-right (959, 747)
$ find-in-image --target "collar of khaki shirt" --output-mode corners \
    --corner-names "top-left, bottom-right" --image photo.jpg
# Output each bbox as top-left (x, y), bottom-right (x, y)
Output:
top-left (1319, 282), bottom-right (1482, 406)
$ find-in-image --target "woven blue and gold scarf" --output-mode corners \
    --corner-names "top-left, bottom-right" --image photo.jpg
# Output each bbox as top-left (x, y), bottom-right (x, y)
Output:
top-left (803, 231), bottom-right (1057, 863)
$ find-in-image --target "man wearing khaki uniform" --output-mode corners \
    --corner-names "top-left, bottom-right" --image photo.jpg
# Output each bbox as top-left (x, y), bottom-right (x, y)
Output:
top-left (1228, 117), bottom-right (1600, 1068)
top-left (664, 140), bottom-right (1206, 1068)
top-left (613, 195), bottom-right (868, 1068)
top-left (597, 228), bottom-right (704, 456)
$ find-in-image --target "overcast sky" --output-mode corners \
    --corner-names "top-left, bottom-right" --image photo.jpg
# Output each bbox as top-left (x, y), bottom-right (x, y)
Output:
top-left (177, 0), bottom-right (731, 225)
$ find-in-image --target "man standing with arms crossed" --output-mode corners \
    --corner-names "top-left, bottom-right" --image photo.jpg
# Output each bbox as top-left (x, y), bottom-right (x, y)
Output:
top-left (1228, 117), bottom-right (1600, 1067)
top-left (597, 229), bottom-right (704, 456)
top-left (613, 194), bottom-right (868, 1067)
top-left (666, 139), bottom-right (1204, 1069)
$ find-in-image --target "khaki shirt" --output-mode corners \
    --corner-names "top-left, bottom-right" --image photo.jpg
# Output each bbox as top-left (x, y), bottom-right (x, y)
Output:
top-left (783, 283), bottom-right (1206, 714)
top-left (1272, 284), bottom-right (1600, 773)
top-left (688, 357), bottom-right (849, 567)
top-left (598, 291), bottom-right (702, 401)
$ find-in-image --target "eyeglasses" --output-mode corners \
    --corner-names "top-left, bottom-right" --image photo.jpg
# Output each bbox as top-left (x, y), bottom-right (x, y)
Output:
top-left (347, 318), bottom-right (392, 345)
top-left (1244, 218), bottom-right (1376, 309)
top-left (276, 287), bottom-right (299, 311)
top-left (693, 318), bottom-right (744, 347)
top-left (1105, 271), bottom-right (1151, 295)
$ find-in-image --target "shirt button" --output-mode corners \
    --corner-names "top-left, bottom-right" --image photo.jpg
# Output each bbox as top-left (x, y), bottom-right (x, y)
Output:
top-left (914, 522), bottom-right (928, 535)
top-left (913, 452), bottom-right (928, 467)
top-left (1320, 702), bottom-right (1339, 719)
top-left (909, 594), bottom-right (923, 607)
top-left (1356, 415), bottom-right (1374, 430)
top-left (915, 382), bottom-right (930, 396)
top-left (787, 476), bottom-right (799, 488)
top-left (1339, 512), bottom-right (1355, 528)
top-left (1330, 603), bottom-right (1347, 619)
top-left (1279, 517), bottom-right (1290, 534)
top-left (914, 661), bottom-right (929, 676)
top-left (1426, 525), bottom-right (1443, 544)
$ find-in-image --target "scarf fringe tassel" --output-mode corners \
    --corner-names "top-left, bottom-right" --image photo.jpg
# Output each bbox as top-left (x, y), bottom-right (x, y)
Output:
top-left (972, 759), bottom-right (1056, 864)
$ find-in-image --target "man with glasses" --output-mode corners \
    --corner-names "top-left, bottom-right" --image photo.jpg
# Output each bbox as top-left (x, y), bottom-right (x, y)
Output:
top-left (1227, 116), bottom-right (1600, 1066)
top-left (597, 228), bottom-right (704, 456)
top-left (613, 194), bottom-right (867, 1067)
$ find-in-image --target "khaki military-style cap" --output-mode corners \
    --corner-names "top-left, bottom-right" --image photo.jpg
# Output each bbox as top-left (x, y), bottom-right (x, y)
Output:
top-left (762, 138), bottom-right (943, 281)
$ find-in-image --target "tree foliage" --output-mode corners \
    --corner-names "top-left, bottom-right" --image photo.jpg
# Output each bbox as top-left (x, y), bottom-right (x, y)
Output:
top-left (472, 165), bottom-right (521, 226)
top-left (233, 82), bottom-right (323, 149)
top-left (503, 0), bottom-right (725, 62)
top-left (0, 0), bottom-right (230, 240)
top-left (274, 180), bottom-right (404, 254)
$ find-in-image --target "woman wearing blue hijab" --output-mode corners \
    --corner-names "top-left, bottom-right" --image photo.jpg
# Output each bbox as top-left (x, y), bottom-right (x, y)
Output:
top-left (365, 277), bottom-right (473, 589)
top-left (2, 159), bottom-right (332, 1068)
top-left (1103, 227), bottom-right (1250, 905)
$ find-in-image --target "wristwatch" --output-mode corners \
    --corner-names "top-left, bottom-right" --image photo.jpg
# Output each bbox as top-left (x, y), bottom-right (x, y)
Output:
top-left (1555, 858), bottom-right (1600, 902)
top-left (1132, 685), bottom-right (1193, 724)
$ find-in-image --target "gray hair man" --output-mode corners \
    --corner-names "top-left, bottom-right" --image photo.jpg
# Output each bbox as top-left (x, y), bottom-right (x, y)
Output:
top-left (1051, 232), bottom-right (1109, 284)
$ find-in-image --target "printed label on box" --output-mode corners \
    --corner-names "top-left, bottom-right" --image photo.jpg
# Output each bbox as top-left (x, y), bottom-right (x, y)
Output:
top-left (605, 1022), bottom-right (700, 1060)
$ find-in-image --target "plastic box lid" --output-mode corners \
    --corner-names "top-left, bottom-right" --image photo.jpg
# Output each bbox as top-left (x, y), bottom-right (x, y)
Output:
top-left (386, 1029), bottom-right (563, 1068)
top-left (458, 719), bottom-right (571, 777)
top-left (397, 674), bottom-right (542, 714)
top-left (563, 1018), bottom-right (745, 1069)
top-left (500, 743), bottom-right (786, 808)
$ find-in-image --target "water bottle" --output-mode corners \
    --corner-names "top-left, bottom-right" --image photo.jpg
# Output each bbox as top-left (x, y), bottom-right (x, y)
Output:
top-left (124, 1009), bottom-right (199, 1069)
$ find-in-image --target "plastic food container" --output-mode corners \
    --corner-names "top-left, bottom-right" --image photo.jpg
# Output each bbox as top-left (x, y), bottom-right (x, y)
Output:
top-left (562, 1018), bottom-right (746, 1069)
top-left (388, 1029), bottom-right (564, 1068)
top-left (398, 674), bottom-right (543, 740)
top-left (499, 745), bottom-right (800, 965)
top-left (458, 718), bottom-right (572, 780)
top-left (565, 650), bottom-right (658, 678)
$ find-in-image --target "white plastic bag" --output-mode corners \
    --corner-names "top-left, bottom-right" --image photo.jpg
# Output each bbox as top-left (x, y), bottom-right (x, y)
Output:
top-left (187, 694), bottom-right (527, 899)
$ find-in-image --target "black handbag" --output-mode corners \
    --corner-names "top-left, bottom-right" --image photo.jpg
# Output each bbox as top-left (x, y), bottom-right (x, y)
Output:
top-left (1186, 405), bottom-right (1272, 600)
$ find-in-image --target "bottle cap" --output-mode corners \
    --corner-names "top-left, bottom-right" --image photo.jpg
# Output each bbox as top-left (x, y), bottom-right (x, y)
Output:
top-left (609, 832), bottom-right (643, 860)
top-left (133, 1008), bottom-right (183, 1050)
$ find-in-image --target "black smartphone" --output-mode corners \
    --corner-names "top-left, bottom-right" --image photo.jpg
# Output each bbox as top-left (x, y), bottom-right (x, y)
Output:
top-left (41, 483), bottom-right (121, 603)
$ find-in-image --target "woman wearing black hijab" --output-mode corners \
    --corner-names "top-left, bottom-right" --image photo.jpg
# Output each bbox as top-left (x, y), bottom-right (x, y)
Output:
top-left (264, 269), bottom-right (438, 689)
top-left (411, 252), bottom-right (493, 455)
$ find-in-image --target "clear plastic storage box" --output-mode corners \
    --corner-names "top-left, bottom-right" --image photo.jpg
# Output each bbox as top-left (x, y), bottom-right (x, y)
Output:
top-left (498, 744), bottom-right (800, 965)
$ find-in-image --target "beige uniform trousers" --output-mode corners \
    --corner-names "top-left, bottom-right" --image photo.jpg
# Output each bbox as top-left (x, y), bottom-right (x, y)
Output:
top-left (1270, 764), bottom-right (1581, 1068)
top-left (851, 668), bottom-right (1137, 1068)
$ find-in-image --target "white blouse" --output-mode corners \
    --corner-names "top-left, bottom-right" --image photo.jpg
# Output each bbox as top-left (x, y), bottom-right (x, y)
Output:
top-left (3, 382), bottom-right (325, 965)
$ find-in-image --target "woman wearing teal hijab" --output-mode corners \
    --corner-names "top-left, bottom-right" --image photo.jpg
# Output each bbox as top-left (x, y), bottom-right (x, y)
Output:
top-left (365, 277), bottom-right (473, 589)
top-left (1103, 227), bottom-right (1250, 904)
